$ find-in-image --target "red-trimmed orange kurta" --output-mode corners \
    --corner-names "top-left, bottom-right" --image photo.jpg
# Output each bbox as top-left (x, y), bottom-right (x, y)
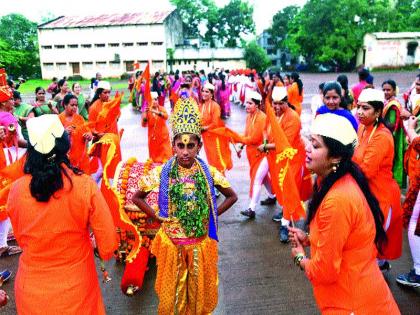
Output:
top-left (200, 100), bottom-right (232, 173)
top-left (59, 112), bottom-right (90, 173)
top-left (353, 123), bottom-right (403, 259)
top-left (141, 106), bottom-right (172, 163)
top-left (266, 106), bottom-right (309, 220)
top-left (7, 171), bottom-right (118, 315)
top-left (287, 82), bottom-right (303, 116)
top-left (242, 109), bottom-right (266, 196)
top-left (306, 174), bottom-right (400, 314)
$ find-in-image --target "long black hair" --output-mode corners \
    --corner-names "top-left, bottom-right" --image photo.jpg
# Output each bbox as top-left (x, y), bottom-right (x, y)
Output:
top-left (291, 72), bottom-right (303, 95)
top-left (306, 136), bottom-right (387, 253)
top-left (337, 74), bottom-right (353, 110)
top-left (90, 88), bottom-right (105, 105)
top-left (365, 98), bottom-right (393, 133)
top-left (219, 73), bottom-right (226, 90)
top-left (24, 132), bottom-right (83, 202)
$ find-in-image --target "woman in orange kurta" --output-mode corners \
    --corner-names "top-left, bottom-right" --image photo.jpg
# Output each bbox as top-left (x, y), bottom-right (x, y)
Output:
top-left (238, 91), bottom-right (272, 218)
top-left (260, 86), bottom-right (309, 242)
top-left (353, 89), bottom-right (403, 265)
top-left (88, 81), bottom-right (121, 181)
top-left (7, 115), bottom-right (118, 315)
top-left (199, 83), bottom-right (232, 174)
top-left (287, 72), bottom-right (304, 115)
top-left (88, 81), bottom-right (119, 136)
top-left (59, 94), bottom-right (92, 173)
top-left (141, 92), bottom-right (172, 163)
top-left (289, 113), bottom-right (400, 314)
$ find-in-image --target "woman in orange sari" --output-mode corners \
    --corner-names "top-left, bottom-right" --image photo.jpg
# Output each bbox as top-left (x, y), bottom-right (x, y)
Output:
top-left (259, 86), bottom-right (308, 242)
top-left (353, 88), bottom-right (403, 270)
top-left (141, 91), bottom-right (172, 163)
top-left (289, 113), bottom-right (400, 314)
top-left (287, 72), bottom-right (304, 115)
top-left (199, 83), bottom-right (232, 174)
top-left (7, 115), bottom-right (117, 314)
top-left (238, 91), bottom-right (273, 218)
top-left (58, 94), bottom-right (92, 173)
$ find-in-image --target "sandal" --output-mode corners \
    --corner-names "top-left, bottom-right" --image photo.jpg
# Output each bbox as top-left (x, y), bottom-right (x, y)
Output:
top-left (0, 245), bottom-right (22, 258)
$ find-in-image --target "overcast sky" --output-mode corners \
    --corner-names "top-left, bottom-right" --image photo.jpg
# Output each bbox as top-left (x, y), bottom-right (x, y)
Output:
top-left (2, 0), bottom-right (306, 34)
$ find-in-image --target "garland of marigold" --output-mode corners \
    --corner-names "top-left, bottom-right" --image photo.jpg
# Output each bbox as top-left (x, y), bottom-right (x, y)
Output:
top-left (169, 161), bottom-right (209, 237)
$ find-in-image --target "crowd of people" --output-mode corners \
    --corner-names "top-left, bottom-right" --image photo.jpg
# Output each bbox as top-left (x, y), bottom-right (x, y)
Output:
top-left (0, 65), bottom-right (419, 314)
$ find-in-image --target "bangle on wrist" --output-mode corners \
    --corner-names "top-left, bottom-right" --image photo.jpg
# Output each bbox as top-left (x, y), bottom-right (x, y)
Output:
top-left (294, 253), bottom-right (306, 270)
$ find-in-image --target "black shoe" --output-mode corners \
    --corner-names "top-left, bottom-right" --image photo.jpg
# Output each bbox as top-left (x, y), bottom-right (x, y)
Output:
top-left (379, 261), bottom-right (392, 272)
top-left (260, 197), bottom-right (276, 206)
top-left (279, 225), bottom-right (289, 243)
top-left (240, 208), bottom-right (256, 219)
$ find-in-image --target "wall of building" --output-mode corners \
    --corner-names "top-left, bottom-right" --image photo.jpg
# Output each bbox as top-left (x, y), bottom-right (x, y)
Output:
top-left (171, 47), bottom-right (245, 72)
top-left (38, 23), bottom-right (171, 79)
top-left (358, 33), bottom-right (420, 69)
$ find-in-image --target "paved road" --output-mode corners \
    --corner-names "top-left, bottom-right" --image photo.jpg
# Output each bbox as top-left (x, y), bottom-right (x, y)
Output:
top-left (2, 71), bottom-right (420, 314)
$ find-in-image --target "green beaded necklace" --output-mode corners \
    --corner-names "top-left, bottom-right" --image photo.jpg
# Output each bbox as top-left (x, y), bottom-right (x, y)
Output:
top-left (168, 160), bottom-right (210, 237)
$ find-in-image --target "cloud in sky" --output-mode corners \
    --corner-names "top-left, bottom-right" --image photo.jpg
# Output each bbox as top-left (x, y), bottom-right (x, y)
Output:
top-left (2, 0), bottom-right (306, 34)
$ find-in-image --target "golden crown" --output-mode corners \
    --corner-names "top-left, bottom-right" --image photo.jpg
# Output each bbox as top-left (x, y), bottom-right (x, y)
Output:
top-left (170, 97), bottom-right (201, 137)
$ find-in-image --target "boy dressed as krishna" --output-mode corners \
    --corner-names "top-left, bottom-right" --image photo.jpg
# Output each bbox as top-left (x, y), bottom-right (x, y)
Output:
top-left (132, 97), bottom-right (237, 314)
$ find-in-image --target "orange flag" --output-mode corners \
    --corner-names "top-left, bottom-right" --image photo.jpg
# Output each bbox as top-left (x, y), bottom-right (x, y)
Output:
top-left (266, 103), bottom-right (304, 220)
top-left (93, 92), bottom-right (123, 134)
top-left (208, 127), bottom-right (244, 143)
top-left (143, 62), bottom-right (152, 109)
top-left (88, 135), bottom-right (140, 263)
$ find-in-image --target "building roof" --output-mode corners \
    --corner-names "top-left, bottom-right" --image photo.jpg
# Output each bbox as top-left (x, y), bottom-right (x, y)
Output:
top-left (38, 10), bottom-right (175, 29)
top-left (371, 32), bottom-right (420, 40)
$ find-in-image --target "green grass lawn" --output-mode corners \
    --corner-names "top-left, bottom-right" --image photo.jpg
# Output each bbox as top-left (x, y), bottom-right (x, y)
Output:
top-left (18, 78), bottom-right (129, 94)
top-left (19, 79), bottom-right (131, 107)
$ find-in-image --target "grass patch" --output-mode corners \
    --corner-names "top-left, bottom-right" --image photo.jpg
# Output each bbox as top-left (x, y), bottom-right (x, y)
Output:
top-left (18, 79), bottom-right (130, 94)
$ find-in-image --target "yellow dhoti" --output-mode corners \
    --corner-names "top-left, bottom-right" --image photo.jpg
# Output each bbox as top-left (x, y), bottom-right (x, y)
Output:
top-left (151, 228), bottom-right (219, 315)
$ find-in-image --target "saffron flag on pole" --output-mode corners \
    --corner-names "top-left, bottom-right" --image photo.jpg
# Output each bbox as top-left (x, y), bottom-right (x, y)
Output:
top-left (265, 102), bottom-right (305, 220)
top-left (142, 62), bottom-right (152, 109)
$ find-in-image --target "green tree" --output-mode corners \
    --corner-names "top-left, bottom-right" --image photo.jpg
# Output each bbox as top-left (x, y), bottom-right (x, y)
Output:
top-left (285, 0), bottom-right (392, 69)
top-left (269, 6), bottom-right (300, 49)
top-left (170, 0), bottom-right (218, 39)
top-left (388, 0), bottom-right (420, 31)
top-left (243, 40), bottom-right (271, 72)
top-left (0, 14), bottom-right (40, 77)
top-left (408, 2), bottom-right (420, 30)
top-left (217, 0), bottom-right (255, 47)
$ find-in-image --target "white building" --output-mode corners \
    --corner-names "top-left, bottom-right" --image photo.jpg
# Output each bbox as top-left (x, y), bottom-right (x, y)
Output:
top-left (357, 32), bottom-right (420, 69)
top-left (38, 11), bottom-right (247, 79)
top-left (37, 11), bottom-right (183, 79)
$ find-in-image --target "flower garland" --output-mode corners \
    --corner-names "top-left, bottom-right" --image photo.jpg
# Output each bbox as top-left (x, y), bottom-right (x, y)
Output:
top-left (169, 161), bottom-right (209, 237)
